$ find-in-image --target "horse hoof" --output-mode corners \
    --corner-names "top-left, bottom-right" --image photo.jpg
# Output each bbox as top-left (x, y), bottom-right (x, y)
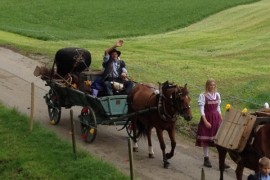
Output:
top-left (133, 147), bottom-right (139, 152)
top-left (149, 154), bottom-right (154, 158)
top-left (164, 162), bottom-right (170, 169)
top-left (166, 153), bottom-right (173, 159)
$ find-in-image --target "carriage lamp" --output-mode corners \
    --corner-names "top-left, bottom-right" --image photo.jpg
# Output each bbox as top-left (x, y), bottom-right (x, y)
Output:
top-left (242, 108), bottom-right (248, 116)
top-left (225, 104), bottom-right (231, 111)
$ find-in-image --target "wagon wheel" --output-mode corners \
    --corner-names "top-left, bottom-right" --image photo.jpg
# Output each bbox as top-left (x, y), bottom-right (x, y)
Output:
top-left (45, 89), bottom-right (61, 125)
top-left (80, 106), bottom-right (97, 143)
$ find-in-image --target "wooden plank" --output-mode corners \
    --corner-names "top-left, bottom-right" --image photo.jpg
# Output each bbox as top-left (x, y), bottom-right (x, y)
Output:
top-left (223, 110), bottom-right (242, 148)
top-left (227, 113), bottom-right (247, 149)
top-left (215, 121), bottom-right (231, 146)
top-left (215, 109), bottom-right (239, 147)
top-left (237, 115), bottom-right (256, 152)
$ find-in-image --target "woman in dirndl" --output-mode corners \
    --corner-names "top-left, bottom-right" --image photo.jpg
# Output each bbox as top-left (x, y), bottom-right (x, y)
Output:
top-left (195, 78), bottom-right (229, 168)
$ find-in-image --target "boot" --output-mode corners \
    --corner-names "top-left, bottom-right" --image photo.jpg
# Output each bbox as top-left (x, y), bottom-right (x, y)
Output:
top-left (204, 157), bottom-right (212, 168)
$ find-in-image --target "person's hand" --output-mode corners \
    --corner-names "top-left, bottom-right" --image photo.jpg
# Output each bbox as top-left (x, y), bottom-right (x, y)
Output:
top-left (204, 120), bottom-right (212, 129)
top-left (121, 72), bottom-right (128, 81)
top-left (115, 40), bottom-right (124, 47)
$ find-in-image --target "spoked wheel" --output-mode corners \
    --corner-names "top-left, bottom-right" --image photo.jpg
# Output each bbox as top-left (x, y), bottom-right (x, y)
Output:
top-left (45, 89), bottom-right (61, 125)
top-left (80, 106), bottom-right (97, 143)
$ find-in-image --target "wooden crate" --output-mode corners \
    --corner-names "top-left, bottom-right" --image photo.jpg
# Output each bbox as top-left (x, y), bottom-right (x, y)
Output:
top-left (214, 109), bottom-right (256, 152)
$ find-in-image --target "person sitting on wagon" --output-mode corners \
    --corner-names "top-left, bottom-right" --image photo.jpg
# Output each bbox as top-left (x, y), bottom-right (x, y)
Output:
top-left (102, 40), bottom-right (133, 96)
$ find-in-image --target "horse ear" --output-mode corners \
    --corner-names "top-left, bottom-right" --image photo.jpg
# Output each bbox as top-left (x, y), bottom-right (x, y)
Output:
top-left (163, 80), bottom-right (168, 86)
top-left (184, 83), bottom-right (187, 89)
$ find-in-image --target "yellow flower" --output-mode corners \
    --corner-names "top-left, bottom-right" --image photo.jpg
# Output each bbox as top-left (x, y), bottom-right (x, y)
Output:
top-left (242, 108), bottom-right (247, 113)
top-left (242, 108), bottom-right (248, 115)
top-left (225, 104), bottom-right (231, 111)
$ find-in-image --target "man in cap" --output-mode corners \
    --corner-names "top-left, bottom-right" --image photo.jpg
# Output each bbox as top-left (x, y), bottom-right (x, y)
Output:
top-left (102, 40), bottom-right (133, 96)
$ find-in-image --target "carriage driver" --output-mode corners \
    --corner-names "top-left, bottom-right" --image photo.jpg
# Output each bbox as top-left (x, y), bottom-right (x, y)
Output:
top-left (102, 40), bottom-right (133, 96)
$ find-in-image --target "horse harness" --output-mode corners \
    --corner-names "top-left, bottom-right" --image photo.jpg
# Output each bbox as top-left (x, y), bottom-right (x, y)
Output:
top-left (157, 82), bottom-right (189, 122)
top-left (128, 82), bottom-right (190, 122)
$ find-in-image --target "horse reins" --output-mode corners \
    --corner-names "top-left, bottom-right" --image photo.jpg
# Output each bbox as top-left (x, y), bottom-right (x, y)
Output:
top-left (158, 83), bottom-right (183, 121)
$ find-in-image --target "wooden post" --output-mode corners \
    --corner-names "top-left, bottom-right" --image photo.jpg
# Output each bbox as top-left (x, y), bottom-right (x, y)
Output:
top-left (70, 109), bottom-right (77, 159)
top-left (201, 168), bottom-right (205, 180)
top-left (128, 138), bottom-right (134, 180)
top-left (29, 82), bottom-right (34, 131)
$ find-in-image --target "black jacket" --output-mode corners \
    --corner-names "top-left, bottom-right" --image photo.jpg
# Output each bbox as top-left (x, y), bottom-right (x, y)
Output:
top-left (102, 59), bottom-right (126, 81)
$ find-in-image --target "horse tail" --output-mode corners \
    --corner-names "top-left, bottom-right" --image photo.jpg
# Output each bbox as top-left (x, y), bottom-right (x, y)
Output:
top-left (136, 119), bottom-right (147, 138)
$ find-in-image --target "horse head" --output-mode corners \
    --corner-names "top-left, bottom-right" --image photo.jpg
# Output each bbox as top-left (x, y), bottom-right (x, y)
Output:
top-left (161, 81), bottom-right (192, 121)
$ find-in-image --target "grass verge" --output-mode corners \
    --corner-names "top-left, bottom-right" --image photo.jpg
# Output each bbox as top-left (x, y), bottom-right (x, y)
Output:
top-left (0, 104), bottom-right (128, 180)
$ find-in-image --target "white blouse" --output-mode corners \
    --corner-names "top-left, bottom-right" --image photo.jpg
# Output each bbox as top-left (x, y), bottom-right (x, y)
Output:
top-left (198, 92), bottom-right (221, 116)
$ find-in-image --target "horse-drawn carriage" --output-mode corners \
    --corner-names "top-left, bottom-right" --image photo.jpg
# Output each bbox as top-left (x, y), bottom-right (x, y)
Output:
top-left (35, 47), bottom-right (150, 142)
top-left (35, 47), bottom-right (192, 167)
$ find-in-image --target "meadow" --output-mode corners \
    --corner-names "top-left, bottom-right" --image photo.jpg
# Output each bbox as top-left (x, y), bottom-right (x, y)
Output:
top-left (0, 0), bottom-right (269, 114)
top-left (0, 0), bottom-right (270, 177)
top-left (0, 0), bottom-right (258, 40)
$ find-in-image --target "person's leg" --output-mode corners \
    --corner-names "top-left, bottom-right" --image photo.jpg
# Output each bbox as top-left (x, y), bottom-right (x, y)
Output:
top-left (103, 81), bottom-right (113, 96)
top-left (124, 81), bottom-right (134, 94)
top-left (203, 146), bottom-right (212, 168)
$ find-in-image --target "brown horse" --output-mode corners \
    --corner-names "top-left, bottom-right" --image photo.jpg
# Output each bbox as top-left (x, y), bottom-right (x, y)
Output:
top-left (217, 123), bottom-right (270, 180)
top-left (127, 81), bottom-right (192, 168)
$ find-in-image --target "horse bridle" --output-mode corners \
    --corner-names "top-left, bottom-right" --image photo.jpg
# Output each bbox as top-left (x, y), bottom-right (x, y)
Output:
top-left (172, 90), bottom-right (191, 115)
top-left (158, 83), bottom-right (190, 121)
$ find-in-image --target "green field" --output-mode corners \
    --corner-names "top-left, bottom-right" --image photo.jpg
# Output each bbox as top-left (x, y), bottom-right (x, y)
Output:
top-left (1, 0), bottom-right (269, 113)
top-left (0, 105), bottom-right (128, 179)
top-left (0, 0), bottom-right (258, 40)
top-left (0, 0), bottom-right (270, 177)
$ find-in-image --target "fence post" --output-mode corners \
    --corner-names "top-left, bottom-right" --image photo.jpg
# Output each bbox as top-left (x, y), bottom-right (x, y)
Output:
top-left (29, 82), bottom-right (35, 131)
top-left (128, 138), bottom-right (134, 180)
top-left (70, 109), bottom-right (77, 159)
top-left (201, 168), bottom-right (205, 180)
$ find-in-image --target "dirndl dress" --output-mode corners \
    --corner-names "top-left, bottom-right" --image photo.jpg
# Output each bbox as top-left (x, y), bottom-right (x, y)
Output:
top-left (196, 93), bottom-right (222, 147)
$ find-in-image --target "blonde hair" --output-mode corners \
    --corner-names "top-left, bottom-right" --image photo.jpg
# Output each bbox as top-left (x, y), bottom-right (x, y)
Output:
top-left (205, 78), bottom-right (217, 93)
top-left (259, 157), bottom-right (270, 168)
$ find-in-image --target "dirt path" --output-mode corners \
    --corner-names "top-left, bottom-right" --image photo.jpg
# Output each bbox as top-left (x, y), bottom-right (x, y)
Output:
top-left (0, 47), bottom-right (251, 180)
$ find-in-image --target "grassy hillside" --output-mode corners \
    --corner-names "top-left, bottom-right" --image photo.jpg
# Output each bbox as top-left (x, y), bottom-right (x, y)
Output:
top-left (0, 0), bottom-right (258, 40)
top-left (0, 0), bottom-right (269, 120)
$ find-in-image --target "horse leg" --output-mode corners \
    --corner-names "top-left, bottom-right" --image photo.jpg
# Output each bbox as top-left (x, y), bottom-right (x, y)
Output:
top-left (147, 127), bottom-right (154, 158)
top-left (216, 145), bottom-right (227, 180)
top-left (165, 128), bottom-right (176, 159)
top-left (156, 128), bottom-right (169, 168)
top-left (131, 120), bottom-right (139, 152)
top-left (235, 164), bottom-right (244, 180)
